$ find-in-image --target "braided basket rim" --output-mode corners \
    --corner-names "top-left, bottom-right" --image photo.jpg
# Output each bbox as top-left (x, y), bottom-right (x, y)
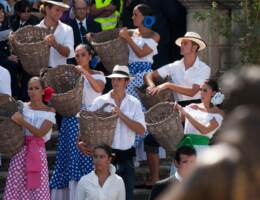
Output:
top-left (145, 102), bottom-right (177, 125)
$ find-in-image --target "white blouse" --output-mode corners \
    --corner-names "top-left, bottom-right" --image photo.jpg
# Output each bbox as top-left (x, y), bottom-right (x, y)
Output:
top-left (128, 32), bottom-right (158, 64)
top-left (184, 106), bottom-right (223, 139)
top-left (82, 73), bottom-right (106, 109)
top-left (76, 164), bottom-right (125, 200)
top-left (22, 103), bottom-right (56, 142)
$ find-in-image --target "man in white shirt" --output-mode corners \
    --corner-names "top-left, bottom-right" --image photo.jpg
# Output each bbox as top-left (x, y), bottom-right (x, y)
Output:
top-left (0, 65), bottom-right (11, 96)
top-left (145, 31), bottom-right (210, 103)
top-left (143, 32), bottom-right (210, 186)
top-left (38, 0), bottom-right (74, 67)
top-left (85, 65), bottom-right (146, 200)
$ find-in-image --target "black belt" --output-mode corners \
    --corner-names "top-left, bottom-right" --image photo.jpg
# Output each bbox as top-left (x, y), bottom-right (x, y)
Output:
top-left (112, 147), bottom-right (136, 163)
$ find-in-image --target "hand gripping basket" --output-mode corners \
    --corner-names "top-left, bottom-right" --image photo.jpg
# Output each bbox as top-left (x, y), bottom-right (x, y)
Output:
top-left (89, 28), bottom-right (129, 73)
top-left (0, 94), bottom-right (24, 156)
top-left (9, 25), bottom-right (50, 75)
top-left (41, 64), bottom-right (83, 117)
top-left (145, 102), bottom-right (184, 151)
top-left (136, 77), bottom-right (174, 110)
top-left (79, 103), bottom-right (118, 148)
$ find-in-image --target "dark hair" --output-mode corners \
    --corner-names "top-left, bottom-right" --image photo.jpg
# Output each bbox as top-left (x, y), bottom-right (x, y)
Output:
top-left (14, 0), bottom-right (30, 13)
top-left (76, 43), bottom-right (95, 56)
top-left (205, 79), bottom-right (219, 93)
top-left (0, 3), bottom-right (10, 30)
top-left (73, 0), bottom-right (90, 8)
top-left (29, 76), bottom-right (45, 89)
top-left (191, 41), bottom-right (199, 52)
top-left (76, 43), bottom-right (100, 68)
top-left (0, 3), bottom-right (4, 11)
top-left (174, 146), bottom-right (196, 163)
top-left (94, 143), bottom-right (112, 158)
top-left (135, 4), bottom-right (153, 16)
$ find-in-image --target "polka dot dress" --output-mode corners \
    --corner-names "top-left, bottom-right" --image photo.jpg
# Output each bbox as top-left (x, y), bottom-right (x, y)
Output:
top-left (4, 146), bottom-right (50, 200)
top-left (127, 62), bottom-right (153, 146)
top-left (49, 116), bottom-right (93, 189)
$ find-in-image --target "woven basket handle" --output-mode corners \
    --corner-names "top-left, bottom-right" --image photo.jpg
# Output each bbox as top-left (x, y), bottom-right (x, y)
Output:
top-left (97, 103), bottom-right (115, 112)
top-left (16, 100), bottom-right (24, 114)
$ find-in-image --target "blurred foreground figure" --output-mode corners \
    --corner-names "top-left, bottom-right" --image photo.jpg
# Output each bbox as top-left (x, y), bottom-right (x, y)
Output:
top-left (160, 106), bottom-right (260, 200)
top-left (160, 65), bottom-right (260, 200)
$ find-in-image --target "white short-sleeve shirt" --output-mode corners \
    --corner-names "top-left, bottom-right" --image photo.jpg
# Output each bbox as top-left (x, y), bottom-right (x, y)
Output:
top-left (157, 57), bottom-right (210, 102)
top-left (89, 91), bottom-right (146, 150)
top-left (22, 103), bottom-right (56, 142)
top-left (37, 20), bottom-right (75, 68)
top-left (0, 66), bottom-right (11, 96)
top-left (128, 32), bottom-right (158, 64)
top-left (82, 73), bottom-right (106, 108)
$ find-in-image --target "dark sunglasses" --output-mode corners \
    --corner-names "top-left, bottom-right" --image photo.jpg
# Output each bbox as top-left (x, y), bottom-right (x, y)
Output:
top-left (21, 9), bottom-right (31, 13)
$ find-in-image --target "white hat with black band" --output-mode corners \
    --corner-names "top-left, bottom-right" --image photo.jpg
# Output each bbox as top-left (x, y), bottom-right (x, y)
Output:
top-left (106, 65), bottom-right (133, 80)
top-left (41, 0), bottom-right (69, 9)
top-left (175, 32), bottom-right (207, 51)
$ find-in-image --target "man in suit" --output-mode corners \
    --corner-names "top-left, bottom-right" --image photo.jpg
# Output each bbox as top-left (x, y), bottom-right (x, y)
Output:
top-left (11, 0), bottom-right (40, 31)
top-left (67, 0), bottom-right (101, 49)
top-left (149, 146), bottom-right (196, 200)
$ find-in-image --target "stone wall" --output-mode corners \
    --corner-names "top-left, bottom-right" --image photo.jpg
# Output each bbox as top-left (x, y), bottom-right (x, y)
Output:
top-left (179, 0), bottom-right (241, 78)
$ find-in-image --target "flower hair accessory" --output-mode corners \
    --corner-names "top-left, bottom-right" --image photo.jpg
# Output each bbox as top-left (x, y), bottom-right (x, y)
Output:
top-left (43, 86), bottom-right (55, 103)
top-left (211, 92), bottom-right (224, 106)
top-left (90, 55), bottom-right (100, 69)
top-left (143, 16), bottom-right (156, 28)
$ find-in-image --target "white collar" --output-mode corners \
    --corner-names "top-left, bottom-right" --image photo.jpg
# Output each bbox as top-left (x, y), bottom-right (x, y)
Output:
top-left (181, 56), bottom-right (200, 71)
top-left (20, 20), bottom-right (26, 25)
top-left (175, 171), bottom-right (183, 182)
top-left (39, 19), bottom-right (61, 31)
top-left (76, 18), bottom-right (86, 26)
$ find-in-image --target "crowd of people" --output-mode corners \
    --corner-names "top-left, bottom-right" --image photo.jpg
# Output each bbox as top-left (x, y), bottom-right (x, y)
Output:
top-left (1, 0), bottom-right (258, 200)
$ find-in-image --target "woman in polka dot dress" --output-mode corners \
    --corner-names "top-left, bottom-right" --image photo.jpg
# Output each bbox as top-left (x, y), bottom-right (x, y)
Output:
top-left (4, 77), bottom-right (56, 200)
top-left (49, 44), bottom-right (106, 200)
top-left (119, 4), bottom-right (159, 161)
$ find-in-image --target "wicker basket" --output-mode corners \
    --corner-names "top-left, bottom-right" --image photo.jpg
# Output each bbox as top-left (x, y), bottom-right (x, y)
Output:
top-left (145, 102), bottom-right (184, 151)
top-left (0, 94), bottom-right (24, 156)
top-left (136, 77), bottom-right (174, 110)
top-left (41, 65), bottom-right (83, 117)
top-left (89, 28), bottom-right (129, 73)
top-left (79, 103), bottom-right (118, 148)
top-left (9, 25), bottom-right (50, 75)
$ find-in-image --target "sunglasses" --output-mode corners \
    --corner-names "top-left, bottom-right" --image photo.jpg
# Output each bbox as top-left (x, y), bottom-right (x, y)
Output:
top-left (21, 9), bottom-right (31, 13)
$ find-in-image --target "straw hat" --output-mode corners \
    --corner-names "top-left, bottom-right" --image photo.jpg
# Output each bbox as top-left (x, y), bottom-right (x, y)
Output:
top-left (106, 65), bottom-right (133, 79)
top-left (175, 32), bottom-right (207, 51)
top-left (41, 0), bottom-right (69, 9)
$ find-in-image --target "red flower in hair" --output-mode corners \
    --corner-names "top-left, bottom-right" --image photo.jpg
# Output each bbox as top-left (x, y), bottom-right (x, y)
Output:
top-left (43, 86), bottom-right (55, 103)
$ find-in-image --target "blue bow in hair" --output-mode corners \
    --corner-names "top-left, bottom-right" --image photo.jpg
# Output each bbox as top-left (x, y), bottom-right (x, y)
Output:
top-left (90, 56), bottom-right (100, 69)
top-left (143, 16), bottom-right (156, 28)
